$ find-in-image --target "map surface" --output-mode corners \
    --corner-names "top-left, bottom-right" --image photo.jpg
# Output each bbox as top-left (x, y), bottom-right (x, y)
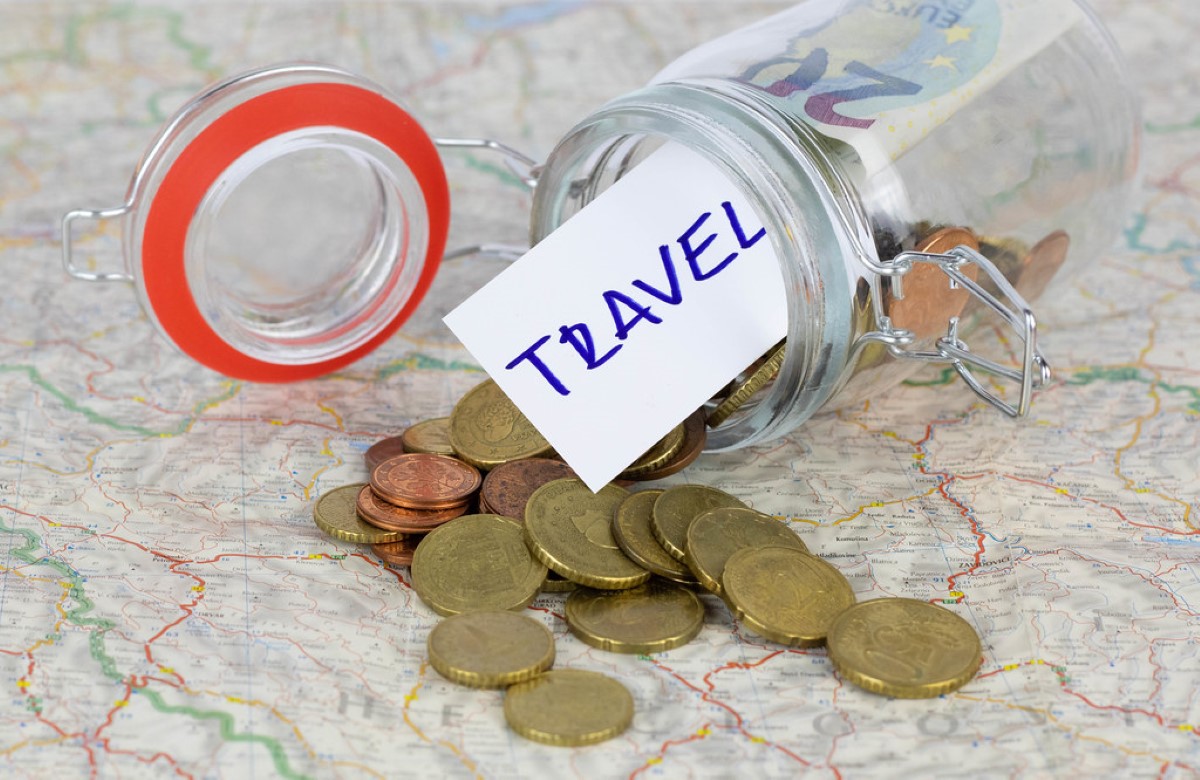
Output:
top-left (1, 1), bottom-right (1198, 777)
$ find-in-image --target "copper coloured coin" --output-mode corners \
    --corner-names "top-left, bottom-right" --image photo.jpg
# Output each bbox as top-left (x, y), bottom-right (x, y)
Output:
top-left (371, 453), bottom-right (482, 509)
top-left (364, 435), bottom-right (408, 472)
top-left (372, 536), bottom-right (422, 567)
top-left (356, 486), bottom-right (468, 532)
top-left (480, 458), bottom-right (577, 521)
top-left (886, 227), bottom-right (981, 340)
top-left (1015, 230), bottom-right (1070, 302)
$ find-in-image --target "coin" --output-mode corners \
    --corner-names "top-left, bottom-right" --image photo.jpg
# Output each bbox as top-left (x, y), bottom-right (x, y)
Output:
top-left (410, 514), bottom-right (547, 617)
top-left (449, 379), bottom-right (553, 470)
top-left (524, 479), bottom-right (650, 590)
top-left (401, 416), bottom-right (455, 456)
top-left (371, 536), bottom-right (421, 567)
top-left (364, 435), bottom-right (408, 472)
top-left (541, 570), bottom-right (577, 593)
top-left (618, 422), bottom-right (685, 480)
top-left (685, 506), bottom-right (809, 596)
top-left (722, 546), bottom-right (855, 647)
top-left (1015, 230), bottom-right (1070, 302)
top-left (826, 598), bottom-right (982, 698)
top-left (312, 484), bottom-right (404, 544)
top-left (651, 485), bottom-right (745, 563)
top-left (885, 226), bottom-right (981, 340)
top-left (370, 453), bottom-right (481, 510)
top-left (627, 409), bottom-right (707, 481)
top-left (565, 580), bottom-right (704, 654)
top-left (480, 458), bottom-right (576, 521)
top-left (706, 340), bottom-right (786, 429)
top-left (356, 485), bottom-right (467, 532)
top-left (611, 490), bottom-right (698, 585)
top-left (427, 611), bottom-right (555, 689)
top-left (504, 670), bottom-right (633, 747)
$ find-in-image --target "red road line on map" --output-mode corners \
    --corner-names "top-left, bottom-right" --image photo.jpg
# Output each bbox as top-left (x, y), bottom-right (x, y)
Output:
top-left (95, 740), bottom-right (195, 780)
top-left (648, 653), bottom-right (814, 769)
top-left (941, 480), bottom-right (985, 595)
top-left (629, 726), bottom-right (711, 779)
top-left (1063, 688), bottom-right (1167, 727)
top-left (93, 681), bottom-right (133, 738)
top-left (1003, 474), bottom-right (1199, 536)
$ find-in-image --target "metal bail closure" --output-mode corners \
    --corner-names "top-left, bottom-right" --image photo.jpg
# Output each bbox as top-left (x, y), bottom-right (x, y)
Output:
top-left (62, 206), bottom-right (134, 282)
top-left (864, 241), bottom-right (1051, 418)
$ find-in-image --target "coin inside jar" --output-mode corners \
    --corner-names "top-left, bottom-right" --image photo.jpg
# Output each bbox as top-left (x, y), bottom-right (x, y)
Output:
top-left (885, 226), bottom-right (982, 340)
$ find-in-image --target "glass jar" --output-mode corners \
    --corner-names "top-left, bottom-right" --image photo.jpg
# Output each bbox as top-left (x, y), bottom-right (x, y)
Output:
top-left (63, 1), bottom-right (1139, 454)
top-left (529, 0), bottom-right (1140, 451)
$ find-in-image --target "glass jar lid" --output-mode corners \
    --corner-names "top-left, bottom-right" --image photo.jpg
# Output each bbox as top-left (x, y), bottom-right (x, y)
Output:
top-left (63, 64), bottom-right (450, 381)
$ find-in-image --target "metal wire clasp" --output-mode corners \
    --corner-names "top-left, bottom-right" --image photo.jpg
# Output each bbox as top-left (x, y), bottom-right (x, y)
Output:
top-left (61, 205), bottom-right (134, 282)
top-left (860, 244), bottom-right (1051, 417)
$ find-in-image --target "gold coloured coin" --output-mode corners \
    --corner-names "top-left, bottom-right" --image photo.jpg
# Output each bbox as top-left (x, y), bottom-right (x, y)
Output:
top-left (706, 340), bottom-right (786, 429)
top-left (826, 598), bottom-right (983, 699)
top-left (401, 416), bottom-right (456, 456)
top-left (504, 670), bottom-right (633, 747)
top-left (628, 409), bottom-right (708, 481)
top-left (541, 570), bottom-right (577, 593)
top-left (312, 484), bottom-right (404, 544)
top-left (611, 491), bottom-right (698, 585)
top-left (524, 479), bottom-right (650, 590)
top-left (565, 581), bottom-right (704, 654)
top-left (410, 514), bottom-right (547, 617)
top-left (618, 423), bottom-right (685, 479)
top-left (685, 506), bottom-right (809, 596)
top-left (427, 611), bottom-right (555, 689)
top-left (723, 546), bottom-right (855, 647)
top-left (449, 380), bottom-right (552, 470)
top-left (652, 485), bottom-right (745, 562)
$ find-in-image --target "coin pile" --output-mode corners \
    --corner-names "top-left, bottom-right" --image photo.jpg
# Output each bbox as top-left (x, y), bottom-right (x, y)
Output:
top-left (311, 376), bottom-right (984, 745)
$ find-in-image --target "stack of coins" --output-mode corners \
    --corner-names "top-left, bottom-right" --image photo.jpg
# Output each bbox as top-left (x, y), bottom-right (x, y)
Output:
top-left (355, 453), bottom-right (481, 565)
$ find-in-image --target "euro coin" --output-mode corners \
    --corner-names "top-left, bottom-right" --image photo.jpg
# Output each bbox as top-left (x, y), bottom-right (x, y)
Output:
top-left (826, 598), bottom-right (982, 699)
top-left (885, 226), bottom-right (981, 340)
top-left (617, 422), bottom-right (685, 479)
top-left (685, 506), bottom-right (808, 595)
top-left (370, 453), bottom-right (481, 509)
top-left (312, 483), bottom-right (403, 544)
top-left (401, 416), bottom-right (456, 456)
top-left (627, 409), bottom-right (707, 480)
top-left (524, 479), bottom-right (649, 590)
top-left (356, 485), bottom-right (466, 532)
top-left (480, 457), bottom-right (575, 521)
top-left (651, 485), bottom-right (745, 562)
top-left (1015, 230), bottom-right (1070, 302)
top-left (428, 611), bottom-right (555, 689)
top-left (504, 670), bottom-right (633, 747)
top-left (449, 379), bottom-right (552, 469)
top-left (410, 514), bottom-right (547, 617)
top-left (611, 490), bottom-right (697, 585)
top-left (364, 435), bottom-right (408, 472)
top-left (723, 546), bottom-right (854, 647)
top-left (706, 340), bottom-right (786, 429)
top-left (565, 580), bottom-right (703, 654)
top-left (371, 536), bottom-right (421, 567)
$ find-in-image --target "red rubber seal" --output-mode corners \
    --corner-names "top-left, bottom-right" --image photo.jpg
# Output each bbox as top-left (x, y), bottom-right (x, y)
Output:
top-left (141, 82), bottom-right (449, 382)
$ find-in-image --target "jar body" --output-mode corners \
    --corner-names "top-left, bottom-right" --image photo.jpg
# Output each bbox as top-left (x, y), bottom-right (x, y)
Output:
top-left (531, 0), bottom-right (1140, 450)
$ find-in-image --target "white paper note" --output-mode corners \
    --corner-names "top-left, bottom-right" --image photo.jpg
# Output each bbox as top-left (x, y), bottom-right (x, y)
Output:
top-left (444, 143), bottom-right (787, 491)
